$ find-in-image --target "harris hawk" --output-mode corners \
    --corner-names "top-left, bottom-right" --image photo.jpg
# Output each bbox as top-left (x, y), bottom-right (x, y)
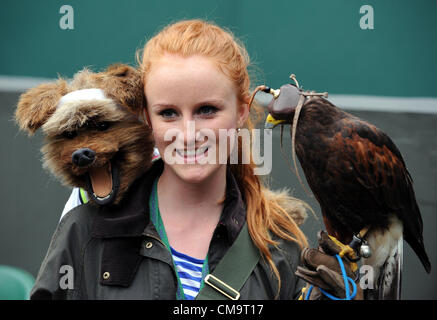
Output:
top-left (257, 75), bottom-right (431, 299)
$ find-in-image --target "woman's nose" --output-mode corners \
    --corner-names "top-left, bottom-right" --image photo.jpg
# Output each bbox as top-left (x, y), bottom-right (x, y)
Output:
top-left (181, 119), bottom-right (197, 148)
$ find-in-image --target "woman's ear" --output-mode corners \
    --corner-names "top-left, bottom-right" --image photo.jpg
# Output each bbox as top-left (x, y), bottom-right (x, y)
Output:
top-left (237, 102), bottom-right (250, 128)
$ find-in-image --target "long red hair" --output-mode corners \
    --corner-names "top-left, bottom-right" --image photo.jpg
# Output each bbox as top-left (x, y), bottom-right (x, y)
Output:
top-left (137, 19), bottom-right (309, 293)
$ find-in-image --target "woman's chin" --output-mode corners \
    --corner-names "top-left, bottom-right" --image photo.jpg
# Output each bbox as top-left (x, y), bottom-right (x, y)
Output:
top-left (169, 162), bottom-right (223, 184)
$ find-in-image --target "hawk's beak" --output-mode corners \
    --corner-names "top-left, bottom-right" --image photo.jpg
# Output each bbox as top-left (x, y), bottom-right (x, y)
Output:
top-left (265, 114), bottom-right (286, 129)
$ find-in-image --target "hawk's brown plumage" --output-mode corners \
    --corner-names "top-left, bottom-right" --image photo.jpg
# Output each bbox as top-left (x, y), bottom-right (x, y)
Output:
top-left (266, 84), bottom-right (431, 274)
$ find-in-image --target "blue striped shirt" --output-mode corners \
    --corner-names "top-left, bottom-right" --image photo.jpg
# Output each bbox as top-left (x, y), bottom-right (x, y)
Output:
top-left (170, 247), bottom-right (205, 300)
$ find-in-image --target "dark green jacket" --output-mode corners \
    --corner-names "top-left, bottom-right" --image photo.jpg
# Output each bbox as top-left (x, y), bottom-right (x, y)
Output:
top-left (30, 160), bottom-right (305, 300)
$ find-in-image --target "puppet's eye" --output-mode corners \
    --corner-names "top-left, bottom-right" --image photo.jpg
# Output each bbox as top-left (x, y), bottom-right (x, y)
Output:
top-left (96, 121), bottom-right (111, 131)
top-left (62, 131), bottom-right (77, 139)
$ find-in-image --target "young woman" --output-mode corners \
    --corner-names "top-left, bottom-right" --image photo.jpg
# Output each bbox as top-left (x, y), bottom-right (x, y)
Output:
top-left (138, 19), bottom-right (310, 299)
top-left (30, 19), bottom-right (317, 300)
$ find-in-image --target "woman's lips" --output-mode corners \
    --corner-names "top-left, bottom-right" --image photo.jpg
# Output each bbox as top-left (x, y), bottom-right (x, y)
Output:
top-left (175, 145), bottom-right (209, 162)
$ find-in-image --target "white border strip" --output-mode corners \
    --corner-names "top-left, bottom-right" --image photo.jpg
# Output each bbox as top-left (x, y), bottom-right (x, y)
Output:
top-left (1, 76), bottom-right (437, 114)
top-left (255, 91), bottom-right (437, 114)
top-left (0, 75), bottom-right (54, 92)
top-left (329, 94), bottom-right (437, 115)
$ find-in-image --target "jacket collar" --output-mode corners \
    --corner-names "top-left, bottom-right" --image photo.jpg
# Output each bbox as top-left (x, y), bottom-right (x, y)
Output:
top-left (91, 160), bottom-right (246, 243)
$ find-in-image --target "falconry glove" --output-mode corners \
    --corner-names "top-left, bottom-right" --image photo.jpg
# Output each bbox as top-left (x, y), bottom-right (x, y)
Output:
top-left (295, 231), bottom-right (363, 300)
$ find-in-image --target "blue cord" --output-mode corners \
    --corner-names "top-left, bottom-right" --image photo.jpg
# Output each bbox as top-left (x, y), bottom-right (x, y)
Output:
top-left (304, 254), bottom-right (357, 300)
top-left (304, 285), bottom-right (313, 300)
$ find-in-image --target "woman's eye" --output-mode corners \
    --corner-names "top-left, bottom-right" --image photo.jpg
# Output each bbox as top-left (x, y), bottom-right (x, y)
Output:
top-left (96, 121), bottom-right (111, 131)
top-left (159, 109), bottom-right (177, 119)
top-left (198, 105), bottom-right (218, 116)
top-left (62, 131), bottom-right (77, 139)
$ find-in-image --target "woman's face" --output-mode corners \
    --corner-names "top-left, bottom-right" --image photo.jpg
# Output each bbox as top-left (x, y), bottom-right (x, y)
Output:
top-left (144, 53), bottom-right (249, 183)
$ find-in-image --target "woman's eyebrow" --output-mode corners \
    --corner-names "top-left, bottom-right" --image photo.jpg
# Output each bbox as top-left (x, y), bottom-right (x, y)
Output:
top-left (194, 99), bottom-right (224, 107)
top-left (152, 99), bottom-right (225, 110)
top-left (151, 103), bottom-right (178, 110)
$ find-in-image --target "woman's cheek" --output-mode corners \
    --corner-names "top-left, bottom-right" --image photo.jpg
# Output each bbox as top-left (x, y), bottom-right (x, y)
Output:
top-left (152, 125), bottom-right (169, 152)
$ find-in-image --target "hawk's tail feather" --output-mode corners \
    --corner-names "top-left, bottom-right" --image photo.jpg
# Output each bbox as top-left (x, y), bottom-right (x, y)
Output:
top-left (378, 236), bottom-right (403, 300)
top-left (406, 235), bottom-right (431, 274)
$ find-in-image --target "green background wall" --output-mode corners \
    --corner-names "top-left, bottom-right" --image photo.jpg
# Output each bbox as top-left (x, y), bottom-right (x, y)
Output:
top-left (1, 0), bottom-right (436, 97)
top-left (1, 0), bottom-right (436, 299)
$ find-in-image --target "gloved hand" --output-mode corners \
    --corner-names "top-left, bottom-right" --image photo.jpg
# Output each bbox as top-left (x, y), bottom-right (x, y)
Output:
top-left (295, 231), bottom-right (363, 300)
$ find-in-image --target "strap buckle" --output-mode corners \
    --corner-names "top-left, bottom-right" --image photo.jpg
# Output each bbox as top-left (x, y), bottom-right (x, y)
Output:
top-left (204, 274), bottom-right (240, 300)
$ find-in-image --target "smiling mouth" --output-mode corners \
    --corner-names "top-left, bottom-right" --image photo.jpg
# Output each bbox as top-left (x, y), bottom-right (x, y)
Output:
top-left (175, 145), bottom-right (209, 161)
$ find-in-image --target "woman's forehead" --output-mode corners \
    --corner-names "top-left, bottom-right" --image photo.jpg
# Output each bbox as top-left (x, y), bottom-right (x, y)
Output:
top-left (145, 54), bottom-right (237, 105)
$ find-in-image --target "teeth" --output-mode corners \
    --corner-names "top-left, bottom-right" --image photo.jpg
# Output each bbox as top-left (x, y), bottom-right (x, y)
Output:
top-left (176, 146), bottom-right (208, 157)
top-left (94, 192), bottom-right (112, 201)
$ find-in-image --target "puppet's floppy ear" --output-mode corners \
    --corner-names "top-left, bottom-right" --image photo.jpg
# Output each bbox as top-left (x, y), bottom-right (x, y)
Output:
top-left (105, 63), bottom-right (133, 77)
top-left (15, 79), bottom-right (68, 135)
top-left (103, 64), bottom-right (145, 116)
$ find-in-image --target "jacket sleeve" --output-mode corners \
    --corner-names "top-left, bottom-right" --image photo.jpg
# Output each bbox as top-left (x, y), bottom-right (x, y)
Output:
top-left (30, 205), bottom-right (92, 300)
top-left (276, 239), bottom-right (306, 300)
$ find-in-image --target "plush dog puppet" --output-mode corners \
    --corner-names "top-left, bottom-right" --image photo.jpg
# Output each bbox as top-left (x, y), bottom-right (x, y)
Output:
top-left (15, 64), bottom-right (155, 205)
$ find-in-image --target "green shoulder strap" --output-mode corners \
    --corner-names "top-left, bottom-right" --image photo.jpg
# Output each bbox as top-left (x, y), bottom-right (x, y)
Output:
top-left (196, 222), bottom-right (260, 300)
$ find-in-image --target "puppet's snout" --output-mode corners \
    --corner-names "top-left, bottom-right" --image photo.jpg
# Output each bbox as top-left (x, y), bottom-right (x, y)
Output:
top-left (72, 148), bottom-right (96, 167)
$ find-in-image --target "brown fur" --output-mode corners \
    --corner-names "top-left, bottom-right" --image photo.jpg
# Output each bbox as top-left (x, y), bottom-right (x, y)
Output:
top-left (15, 64), bottom-right (155, 205)
top-left (16, 80), bottom-right (69, 135)
top-left (263, 187), bottom-right (308, 226)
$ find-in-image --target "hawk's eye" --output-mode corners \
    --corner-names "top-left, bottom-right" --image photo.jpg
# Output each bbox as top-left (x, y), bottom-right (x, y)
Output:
top-left (96, 121), bottom-right (111, 131)
top-left (62, 131), bottom-right (77, 139)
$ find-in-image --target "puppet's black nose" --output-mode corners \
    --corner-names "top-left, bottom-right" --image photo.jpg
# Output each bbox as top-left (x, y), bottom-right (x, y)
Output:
top-left (72, 148), bottom-right (95, 167)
